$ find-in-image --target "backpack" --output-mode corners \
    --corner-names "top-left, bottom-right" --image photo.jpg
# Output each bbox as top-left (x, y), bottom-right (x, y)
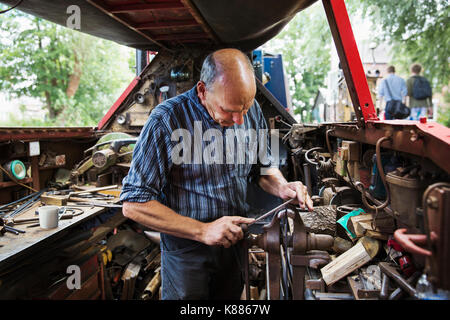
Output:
top-left (412, 76), bottom-right (432, 100)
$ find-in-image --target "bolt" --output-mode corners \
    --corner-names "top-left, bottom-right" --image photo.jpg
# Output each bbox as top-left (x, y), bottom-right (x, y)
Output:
top-left (427, 196), bottom-right (439, 209)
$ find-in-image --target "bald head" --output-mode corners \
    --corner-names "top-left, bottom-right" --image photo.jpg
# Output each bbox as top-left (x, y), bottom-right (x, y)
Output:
top-left (200, 49), bottom-right (256, 97)
top-left (197, 48), bottom-right (257, 127)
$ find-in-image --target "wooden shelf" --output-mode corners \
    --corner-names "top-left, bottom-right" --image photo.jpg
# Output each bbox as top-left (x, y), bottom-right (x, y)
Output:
top-left (0, 177), bottom-right (33, 189)
top-left (38, 165), bottom-right (65, 171)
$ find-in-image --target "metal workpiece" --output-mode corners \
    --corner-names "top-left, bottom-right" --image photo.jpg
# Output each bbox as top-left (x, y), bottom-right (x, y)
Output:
top-left (379, 262), bottom-right (417, 297)
top-left (245, 203), bottom-right (333, 300)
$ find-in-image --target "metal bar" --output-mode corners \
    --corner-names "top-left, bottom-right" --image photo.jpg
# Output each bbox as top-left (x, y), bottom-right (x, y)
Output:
top-left (248, 199), bottom-right (294, 226)
top-left (6, 189), bottom-right (45, 219)
top-left (0, 192), bottom-right (37, 211)
top-left (322, 0), bottom-right (378, 125)
top-left (379, 262), bottom-right (416, 297)
top-left (303, 163), bottom-right (312, 195)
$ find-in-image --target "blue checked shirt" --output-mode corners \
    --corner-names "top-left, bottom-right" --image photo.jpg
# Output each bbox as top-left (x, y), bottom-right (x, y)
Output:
top-left (120, 86), bottom-right (273, 223)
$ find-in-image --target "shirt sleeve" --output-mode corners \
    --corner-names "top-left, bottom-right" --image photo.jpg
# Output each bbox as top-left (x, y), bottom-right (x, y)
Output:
top-left (248, 100), bottom-right (276, 183)
top-left (120, 113), bottom-right (173, 204)
top-left (378, 80), bottom-right (385, 97)
top-left (400, 78), bottom-right (407, 98)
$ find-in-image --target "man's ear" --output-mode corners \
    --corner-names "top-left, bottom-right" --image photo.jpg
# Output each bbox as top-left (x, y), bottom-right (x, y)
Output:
top-left (197, 81), bottom-right (207, 103)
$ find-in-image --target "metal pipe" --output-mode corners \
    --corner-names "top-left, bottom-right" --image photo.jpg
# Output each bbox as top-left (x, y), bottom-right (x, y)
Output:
top-left (303, 163), bottom-right (312, 195)
top-left (355, 136), bottom-right (391, 211)
top-left (421, 182), bottom-right (450, 272)
top-left (325, 129), bottom-right (336, 165)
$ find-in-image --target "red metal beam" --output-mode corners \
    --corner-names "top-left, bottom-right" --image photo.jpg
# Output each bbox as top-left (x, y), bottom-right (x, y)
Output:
top-left (135, 19), bottom-right (199, 30)
top-left (322, 0), bottom-right (378, 126)
top-left (328, 120), bottom-right (450, 174)
top-left (110, 2), bottom-right (185, 13)
top-left (97, 76), bottom-right (141, 130)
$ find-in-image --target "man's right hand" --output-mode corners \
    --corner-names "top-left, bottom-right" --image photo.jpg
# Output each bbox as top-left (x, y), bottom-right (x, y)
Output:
top-left (200, 216), bottom-right (255, 248)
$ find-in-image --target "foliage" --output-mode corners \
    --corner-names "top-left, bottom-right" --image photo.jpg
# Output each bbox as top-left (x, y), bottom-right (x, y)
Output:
top-left (0, 8), bottom-right (135, 126)
top-left (262, 2), bottom-right (331, 122)
top-left (437, 89), bottom-right (450, 127)
top-left (348, 0), bottom-right (450, 91)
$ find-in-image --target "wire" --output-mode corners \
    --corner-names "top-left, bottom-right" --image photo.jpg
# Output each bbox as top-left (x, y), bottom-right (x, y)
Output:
top-left (0, 0), bottom-right (23, 14)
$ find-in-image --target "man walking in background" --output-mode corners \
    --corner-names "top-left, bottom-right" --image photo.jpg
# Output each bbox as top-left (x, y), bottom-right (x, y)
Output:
top-left (378, 65), bottom-right (407, 120)
top-left (406, 63), bottom-right (432, 120)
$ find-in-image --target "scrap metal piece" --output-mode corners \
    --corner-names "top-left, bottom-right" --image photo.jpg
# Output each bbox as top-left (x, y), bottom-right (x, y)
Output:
top-left (379, 262), bottom-right (416, 297)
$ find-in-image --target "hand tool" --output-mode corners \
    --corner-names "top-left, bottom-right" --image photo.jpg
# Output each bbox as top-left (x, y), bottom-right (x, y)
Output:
top-left (246, 198), bottom-right (295, 228)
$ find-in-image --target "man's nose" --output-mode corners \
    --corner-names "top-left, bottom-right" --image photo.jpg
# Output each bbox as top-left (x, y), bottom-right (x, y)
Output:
top-left (232, 112), bottom-right (244, 125)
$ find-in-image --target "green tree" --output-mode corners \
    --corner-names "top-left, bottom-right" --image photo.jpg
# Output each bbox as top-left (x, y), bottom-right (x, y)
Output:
top-left (0, 8), bottom-right (135, 126)
top-left (348, 0), bottom-right (450, 90)
top-left (262, 2), bottom-right (331, 122)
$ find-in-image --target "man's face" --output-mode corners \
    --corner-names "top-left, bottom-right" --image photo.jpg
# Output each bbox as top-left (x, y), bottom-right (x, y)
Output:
top-left (197, 79), bottom-right (256, 127)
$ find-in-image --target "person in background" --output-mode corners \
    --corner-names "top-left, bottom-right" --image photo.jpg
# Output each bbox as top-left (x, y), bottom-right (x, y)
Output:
top-left (378, 65), bottom-right (407, 120)
top-left (406, 63), bottom-right (433, 120)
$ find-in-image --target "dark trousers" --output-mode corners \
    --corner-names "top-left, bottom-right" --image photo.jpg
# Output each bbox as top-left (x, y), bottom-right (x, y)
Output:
top-left (160, 234), bottom-right (244, 300)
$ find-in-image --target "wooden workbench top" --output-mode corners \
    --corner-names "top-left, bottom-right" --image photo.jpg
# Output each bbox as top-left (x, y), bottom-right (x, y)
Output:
top-left (0, 199), bottom-right (121, 267)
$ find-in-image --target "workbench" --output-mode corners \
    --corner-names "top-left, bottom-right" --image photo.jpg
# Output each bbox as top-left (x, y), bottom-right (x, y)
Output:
top-left (0, 197), bottom-right (123, 272)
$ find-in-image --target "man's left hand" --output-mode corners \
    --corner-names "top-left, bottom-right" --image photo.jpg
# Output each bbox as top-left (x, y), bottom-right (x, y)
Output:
top-left (278, 181), bottom-right (313, 211)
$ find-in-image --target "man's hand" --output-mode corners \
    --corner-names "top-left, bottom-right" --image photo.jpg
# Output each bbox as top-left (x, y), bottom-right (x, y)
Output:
top-left (278, 181), bottom-right (313, 211)
top-left (200, 216), bottom-right (255, 248)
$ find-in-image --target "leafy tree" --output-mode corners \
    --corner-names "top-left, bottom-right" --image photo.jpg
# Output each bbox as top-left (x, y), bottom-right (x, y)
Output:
top-left (262, 2), bottom-right (331, 122)
top-left (0, 8), bottom-right (135, 126)
top-left (347, 0), bottom-right (450, 90)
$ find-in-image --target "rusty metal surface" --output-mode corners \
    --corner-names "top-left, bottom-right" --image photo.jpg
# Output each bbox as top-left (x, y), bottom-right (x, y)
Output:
top-left (0, 127), bottom-right (96, 142)
top-left (86, 0), bottom-right (215, 50)
top-left (327, 120), bottom-right (450, 174)
top-left (425, 185), bottom-right (450, 290)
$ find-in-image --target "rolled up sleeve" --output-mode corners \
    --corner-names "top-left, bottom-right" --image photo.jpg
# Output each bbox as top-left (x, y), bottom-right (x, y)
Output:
top-left (249, 101), bottom-right (276, 182)
top-left (120, 114), bottom-right (173, 204)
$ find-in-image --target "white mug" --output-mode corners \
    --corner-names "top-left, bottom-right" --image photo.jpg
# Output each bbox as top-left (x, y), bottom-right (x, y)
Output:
top-left (39, 205), bottom-right (60, 229)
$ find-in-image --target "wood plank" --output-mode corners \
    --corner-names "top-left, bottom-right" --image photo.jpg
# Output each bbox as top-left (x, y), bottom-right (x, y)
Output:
top-left (321, 237), bottom-right (380, 286)
top-left (110, 2), bottom-right (185, 13)
top-left (348, 212), bottom-right (395, 238)
top-left (152, 32), bottom-right (208, 41)
top-left (135, 19), bottom-right (198, 30)
top-left (0, 177), bottom-right (33, 189)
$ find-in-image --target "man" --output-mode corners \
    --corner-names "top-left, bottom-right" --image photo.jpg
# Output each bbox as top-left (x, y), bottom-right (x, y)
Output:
top-left (378, 65), bottom-right (407, 120)
top-left (120, 48), bottom-right (313, 300)
top-left (406, 63), bottom-right (432, 120)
